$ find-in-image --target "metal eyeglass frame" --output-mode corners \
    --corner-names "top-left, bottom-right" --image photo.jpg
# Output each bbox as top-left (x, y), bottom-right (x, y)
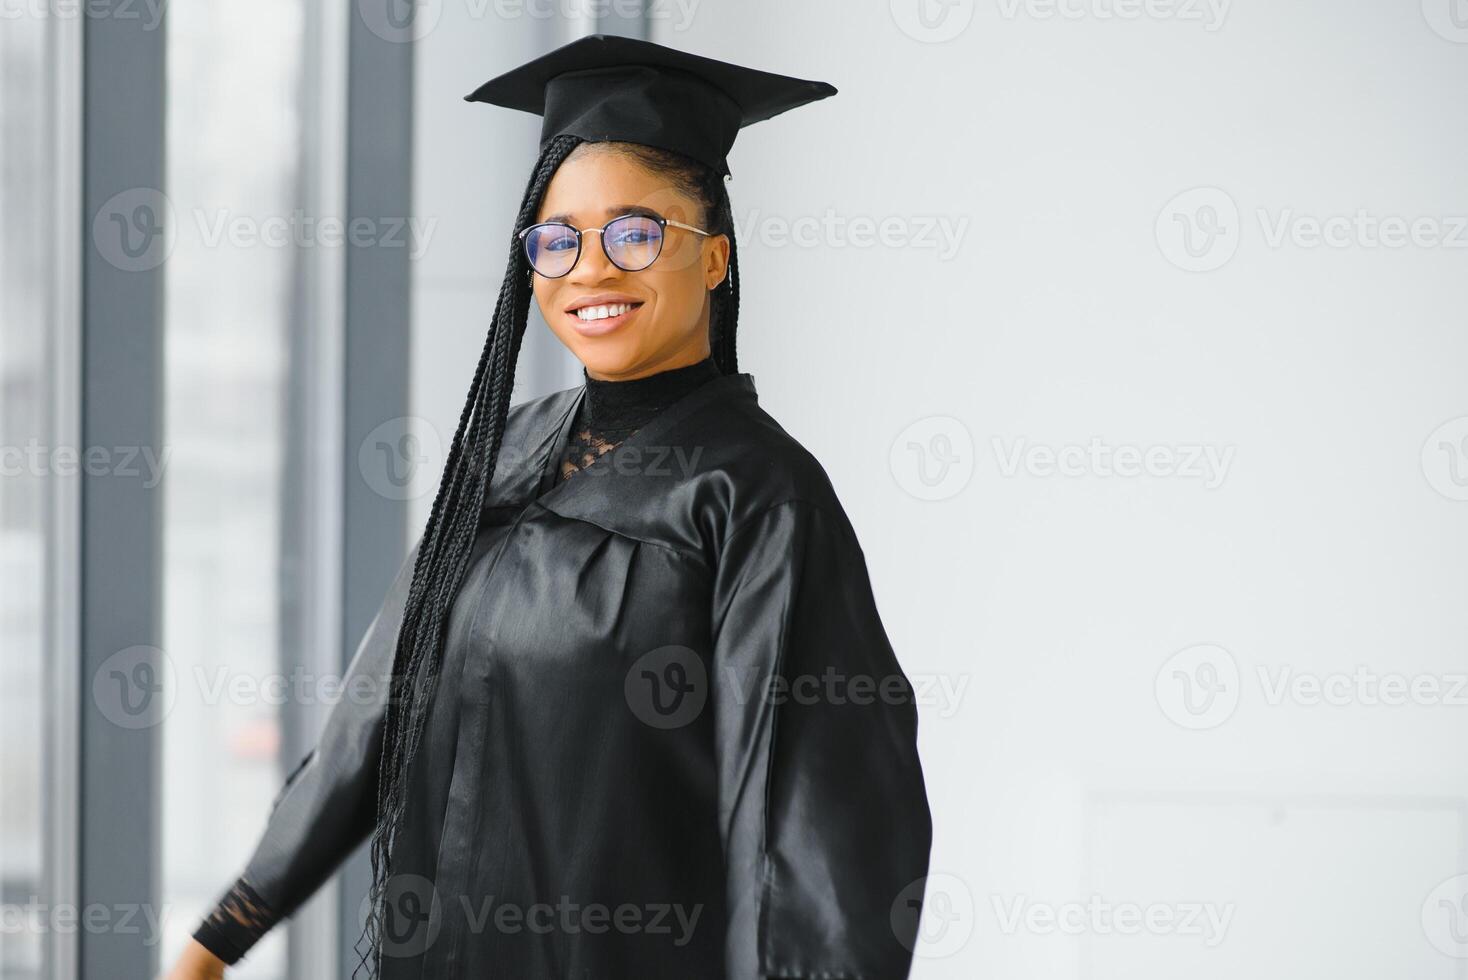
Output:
top-left (517, 212), bottom-right (713, 278)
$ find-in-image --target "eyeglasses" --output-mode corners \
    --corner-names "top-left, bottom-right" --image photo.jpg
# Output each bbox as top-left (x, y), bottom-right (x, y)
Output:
top-left (517, 212), bottom-right (712, 279)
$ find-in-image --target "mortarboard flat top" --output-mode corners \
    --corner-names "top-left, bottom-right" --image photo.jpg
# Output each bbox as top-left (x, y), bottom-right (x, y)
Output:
top-left (465, 34), bottom-right (837, 177)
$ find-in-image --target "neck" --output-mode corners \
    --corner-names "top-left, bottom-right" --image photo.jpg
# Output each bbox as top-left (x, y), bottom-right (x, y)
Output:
top-left (580, 355), bottom-right (721, 430)
top-left (584, 336), bottom-right (713, 382)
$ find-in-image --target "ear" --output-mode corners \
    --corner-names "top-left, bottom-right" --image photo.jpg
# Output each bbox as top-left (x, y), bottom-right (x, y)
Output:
top-left (704, 233), bottom-right (731, 291)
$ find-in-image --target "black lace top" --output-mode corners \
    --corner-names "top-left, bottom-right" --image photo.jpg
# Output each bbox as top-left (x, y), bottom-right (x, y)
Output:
top-left (552, 354), bottom-right (722, 483)
top-left (191, 355), bottom-right (722, 966)
top-left (192, 876), bottom-right (275, 966)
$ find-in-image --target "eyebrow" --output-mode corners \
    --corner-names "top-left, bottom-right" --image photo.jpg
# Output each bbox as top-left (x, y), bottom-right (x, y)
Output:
top-left (539, 204), bottom-right (664, 225)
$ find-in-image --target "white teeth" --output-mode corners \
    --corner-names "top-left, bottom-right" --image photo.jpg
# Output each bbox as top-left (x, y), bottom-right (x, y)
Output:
top-left (574, 302), bottom-right (634, 322)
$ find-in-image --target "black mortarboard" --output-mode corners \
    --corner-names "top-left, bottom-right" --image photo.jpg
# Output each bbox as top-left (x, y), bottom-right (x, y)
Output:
top-left (464, 34), bottom-right (837, 178)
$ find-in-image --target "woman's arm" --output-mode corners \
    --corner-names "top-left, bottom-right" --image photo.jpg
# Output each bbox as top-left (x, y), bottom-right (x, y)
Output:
top-left (170, 536), bottom-right (422, 971)
top-left (163, 939), bottom-right (226, 980)
top-left (709, 500), bottom-right (933, 980)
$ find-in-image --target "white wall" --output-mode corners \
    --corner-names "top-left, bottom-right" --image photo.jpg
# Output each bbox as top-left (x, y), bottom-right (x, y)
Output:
top-left (660, 2), bottom-right (1468, 977)
top-left (415, 2), bottom-right (1468, 975)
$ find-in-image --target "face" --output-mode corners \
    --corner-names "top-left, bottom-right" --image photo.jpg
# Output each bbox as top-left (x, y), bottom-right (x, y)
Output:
top-left (529, 143), bottom-right (730, 381)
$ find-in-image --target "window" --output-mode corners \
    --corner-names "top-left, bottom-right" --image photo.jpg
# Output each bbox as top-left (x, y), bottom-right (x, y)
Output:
top-left (161, 4), bottom-right (308, 976)
top-left (0, 13), bottom-right (58, 980)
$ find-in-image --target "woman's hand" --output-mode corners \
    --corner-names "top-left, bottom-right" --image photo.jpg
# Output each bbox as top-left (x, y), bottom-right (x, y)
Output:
top-left (161, 939), bottom-right (227, 980)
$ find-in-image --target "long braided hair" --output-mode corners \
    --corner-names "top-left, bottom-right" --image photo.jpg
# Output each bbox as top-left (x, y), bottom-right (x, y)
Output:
top-left (351, 133), bottom-right (742, 977)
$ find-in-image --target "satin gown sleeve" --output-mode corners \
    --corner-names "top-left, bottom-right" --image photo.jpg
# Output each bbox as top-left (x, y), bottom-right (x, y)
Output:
top-left (710, 499), bottom-right (932, 980)
top-left (191, 537), bottom-right (421, 965)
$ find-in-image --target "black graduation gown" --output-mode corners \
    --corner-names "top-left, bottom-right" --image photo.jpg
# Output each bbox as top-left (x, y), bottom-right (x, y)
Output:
top-left (232, 371), bottom-right (933, 979)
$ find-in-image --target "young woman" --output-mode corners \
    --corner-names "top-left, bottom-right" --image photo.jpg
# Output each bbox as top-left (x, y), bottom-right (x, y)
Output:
top-left (168, 35), bottom-right (932, 980)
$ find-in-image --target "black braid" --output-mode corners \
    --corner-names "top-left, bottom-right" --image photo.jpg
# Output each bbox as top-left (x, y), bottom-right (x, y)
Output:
top-left (352, 133), bottom-right (583, 980)
top-left (350, 135), bottom-right (740, 978)
top-left (710, 180), bottom-right (740, 373)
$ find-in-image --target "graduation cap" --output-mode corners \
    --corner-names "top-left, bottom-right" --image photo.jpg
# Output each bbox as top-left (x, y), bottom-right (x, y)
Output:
top-left (465, 34), bottom-right (837, 177)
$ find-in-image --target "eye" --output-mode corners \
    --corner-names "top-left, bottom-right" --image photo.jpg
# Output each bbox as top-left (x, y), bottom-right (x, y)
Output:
top-left (614, 228), bottom-right (651, 245)
top-left (608, 216), bottom-right (662, 247)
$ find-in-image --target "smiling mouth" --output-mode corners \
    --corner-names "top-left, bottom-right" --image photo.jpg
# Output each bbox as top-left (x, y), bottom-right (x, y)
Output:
top-left (570, 301), bottom-right (643, 322)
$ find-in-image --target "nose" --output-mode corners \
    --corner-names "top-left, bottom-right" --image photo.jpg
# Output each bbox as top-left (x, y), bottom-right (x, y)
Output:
top-left (568, 229), bottom-right (620, 282)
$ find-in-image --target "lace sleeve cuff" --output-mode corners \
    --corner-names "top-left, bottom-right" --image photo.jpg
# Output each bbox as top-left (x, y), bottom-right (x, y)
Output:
top-left (191, 876), bottom-right (279, 966)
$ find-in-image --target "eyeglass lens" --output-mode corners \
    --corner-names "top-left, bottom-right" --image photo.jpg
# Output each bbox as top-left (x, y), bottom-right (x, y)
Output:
top-left (523, 215), bottom-right (665, 278)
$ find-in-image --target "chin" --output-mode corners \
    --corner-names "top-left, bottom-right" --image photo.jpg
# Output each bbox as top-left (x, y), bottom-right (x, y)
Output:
top-left (567, 338), bottom-right (647, 379)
